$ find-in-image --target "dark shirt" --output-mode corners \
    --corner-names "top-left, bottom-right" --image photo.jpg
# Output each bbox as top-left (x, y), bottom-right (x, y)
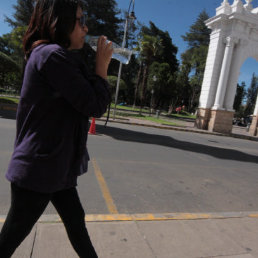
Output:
top-left (6, 44), bottom-right (110, 193)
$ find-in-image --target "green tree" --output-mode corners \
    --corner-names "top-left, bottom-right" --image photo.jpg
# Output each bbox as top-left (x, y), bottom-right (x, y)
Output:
top-left (141, 21), bottom-right (178, 73)
top-left (174, 66), bottom-right (191, 112)
top-left (120, 55), bottom-right (139, 105)
top-left (180, 10), bottom-right (210, 112)
top-left (245, 73), bottom-right (258, 116)
top-left (107, 75), bottom-right (127, 101)
top-left (0, 26), bottom-right (26, 65)
top-left (147, 62), bottom-right (174, 109)
top-left (0, 52), bottom-right (20, 72)
top-left (0, 0), bottom-right (34, 92)
top-left (135, 34), bottom-right (164, 113)
top-left (0, 35), bottom-right (13, 56)
top-left (181, 10), bottom-right (210, 47)
top-left (115, 10), bottom-right (140, 105)
top-left (233, 82), bottom-right (246, 112)
top-left (85, 0), bottom-right (122, 43)
top-left (132, 21), bottom-right (178, 111)
top-left (4, 0), bottom-right (35, 28)
top-left (0, 28), bottom-right (26, 93)
top-left (0, 52), bottom-right (20, 90)
top-left (10, 26), bottom-right (27, 65)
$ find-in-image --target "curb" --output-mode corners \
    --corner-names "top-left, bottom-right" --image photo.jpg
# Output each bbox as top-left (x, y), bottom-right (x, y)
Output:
top-left (97, 118), bottom-right (258, 142)
top-left (0, 104), bottom-right (17, 111)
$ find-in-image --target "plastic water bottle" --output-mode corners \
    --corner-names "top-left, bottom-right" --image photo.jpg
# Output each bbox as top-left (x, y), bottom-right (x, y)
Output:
top-left (85, 35), bottom-right (133, 65)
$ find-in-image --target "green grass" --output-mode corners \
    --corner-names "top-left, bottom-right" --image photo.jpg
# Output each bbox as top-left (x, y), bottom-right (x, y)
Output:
top-left (111, 103), bottom-right (149, 112)
top-left (111, 103), bottom-right (196, 119)
top-left (0, 96), bottom-right (19, 105)
top-left (141, 116), bottom-right (178, 126)
top-left (168, 113), bottom-right (196, 119)
top-left (109, 111), bottom-right (179, 126)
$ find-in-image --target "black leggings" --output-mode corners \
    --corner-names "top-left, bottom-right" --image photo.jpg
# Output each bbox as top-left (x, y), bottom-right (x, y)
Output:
top-left (0, 183), bottom-right (98, 258)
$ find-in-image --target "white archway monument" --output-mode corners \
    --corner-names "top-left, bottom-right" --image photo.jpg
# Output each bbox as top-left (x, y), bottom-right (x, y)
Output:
top-left (196, 0), bottom-right (258, 136)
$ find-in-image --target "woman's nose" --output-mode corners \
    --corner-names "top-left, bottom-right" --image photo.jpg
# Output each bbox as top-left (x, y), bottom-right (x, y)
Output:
top-left (83, 25), bottom-right (88, 33)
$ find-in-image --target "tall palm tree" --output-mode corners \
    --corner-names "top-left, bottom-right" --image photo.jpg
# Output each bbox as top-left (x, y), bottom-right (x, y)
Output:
top-left (134, 34), bottom-right (163, 114)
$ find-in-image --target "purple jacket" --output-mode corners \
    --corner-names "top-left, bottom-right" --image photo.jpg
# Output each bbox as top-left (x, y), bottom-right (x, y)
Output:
top-left (6, 44), bottom-right (110, 193)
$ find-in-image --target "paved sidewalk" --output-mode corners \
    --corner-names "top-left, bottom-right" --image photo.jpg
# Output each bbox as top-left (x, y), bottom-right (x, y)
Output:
top-left (1, 214), bottom-right (258, 258)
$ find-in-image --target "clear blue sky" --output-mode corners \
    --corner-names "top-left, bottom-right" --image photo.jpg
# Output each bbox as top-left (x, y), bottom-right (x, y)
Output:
top-left (1, 0), bottom-right (258, 87)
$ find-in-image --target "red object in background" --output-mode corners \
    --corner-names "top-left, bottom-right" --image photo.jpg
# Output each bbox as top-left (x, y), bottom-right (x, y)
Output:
top-left (176, 107), bottom-right (182, 112)
top-left (88, 118), bottom-right (96, 134)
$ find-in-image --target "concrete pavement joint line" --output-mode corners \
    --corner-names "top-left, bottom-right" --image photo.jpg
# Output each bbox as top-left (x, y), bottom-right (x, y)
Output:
top-left (92, 158), bottom-right (118, 214)
top-left (134, 219), bottom-right (157, 258)
top-left (29, 224), bottom-right (37, 258)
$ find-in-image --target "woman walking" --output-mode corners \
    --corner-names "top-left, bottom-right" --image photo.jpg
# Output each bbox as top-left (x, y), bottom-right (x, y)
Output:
top-left (0, 0), bottom-right (112, 257)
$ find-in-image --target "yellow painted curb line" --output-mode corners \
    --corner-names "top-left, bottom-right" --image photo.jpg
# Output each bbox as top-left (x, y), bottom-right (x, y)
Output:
top-left (1, 212), bottom-right (258, 224)
top-left (85, 212), bottom-right (258, 222)
top-left (249, 213), bottom-right (258, 218)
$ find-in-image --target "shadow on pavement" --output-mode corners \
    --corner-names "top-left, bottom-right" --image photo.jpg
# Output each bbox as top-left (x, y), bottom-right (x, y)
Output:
top-left (97, 124), bottom-right (258, 164)
top-left (0, 110), bottom-right (16, 120)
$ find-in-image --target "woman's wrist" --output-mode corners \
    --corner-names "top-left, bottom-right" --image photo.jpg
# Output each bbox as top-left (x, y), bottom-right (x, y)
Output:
top-left (95, 72), bottom-right (107, 80)
top-left (95, 68), bottom-right (107, 80)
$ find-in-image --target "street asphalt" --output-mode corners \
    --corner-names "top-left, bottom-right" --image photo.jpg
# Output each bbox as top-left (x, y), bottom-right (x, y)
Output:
top-left (0, 109), bottom-right (258, 257)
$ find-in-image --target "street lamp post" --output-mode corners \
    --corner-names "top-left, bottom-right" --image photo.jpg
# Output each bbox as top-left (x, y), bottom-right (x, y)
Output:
top-left (150, 89), bottom-right (154, 115)
top-left (113, 0), bottom-right (136, 119)
top-left (150, 75), bottom-right (156, 115)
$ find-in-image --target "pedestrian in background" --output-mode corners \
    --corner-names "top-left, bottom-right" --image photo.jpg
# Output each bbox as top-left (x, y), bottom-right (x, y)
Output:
top-left (0, 0), bottom-right (112, 257)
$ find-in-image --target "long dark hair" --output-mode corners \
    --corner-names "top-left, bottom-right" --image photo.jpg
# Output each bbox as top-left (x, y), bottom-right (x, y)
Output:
top-left (23, 0), bottom-right (85, 60)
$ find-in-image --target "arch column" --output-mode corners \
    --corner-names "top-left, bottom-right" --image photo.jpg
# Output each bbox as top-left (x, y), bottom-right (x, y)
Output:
top-left (224, 39), bottom-right (247, 110)
top-left (212, 37), bottom-right (237, 110)
top-left (195, 29), bottom-right (226, 130)
top-left (207, 37), bottom-right (238, 134)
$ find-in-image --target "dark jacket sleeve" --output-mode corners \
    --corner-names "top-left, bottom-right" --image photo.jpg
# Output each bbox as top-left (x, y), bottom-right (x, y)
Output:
top-left (41, 47), bottom-right (111, 118)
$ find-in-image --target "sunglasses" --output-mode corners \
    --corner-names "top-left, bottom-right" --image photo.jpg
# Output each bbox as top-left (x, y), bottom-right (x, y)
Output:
top-left (76, 14), bottom-right (87, 27)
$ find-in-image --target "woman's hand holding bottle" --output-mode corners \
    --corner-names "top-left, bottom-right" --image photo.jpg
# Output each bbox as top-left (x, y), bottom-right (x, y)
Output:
top-left (95, 36), bottom-right (113, 80)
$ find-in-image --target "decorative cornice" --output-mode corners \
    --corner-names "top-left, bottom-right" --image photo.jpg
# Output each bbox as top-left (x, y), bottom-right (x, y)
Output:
top-left (224, 36), bottom-right (239, 47)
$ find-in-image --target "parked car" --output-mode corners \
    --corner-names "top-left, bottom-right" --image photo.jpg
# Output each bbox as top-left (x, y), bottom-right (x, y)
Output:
top-left (232, 116), bottom-right (252, 127)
